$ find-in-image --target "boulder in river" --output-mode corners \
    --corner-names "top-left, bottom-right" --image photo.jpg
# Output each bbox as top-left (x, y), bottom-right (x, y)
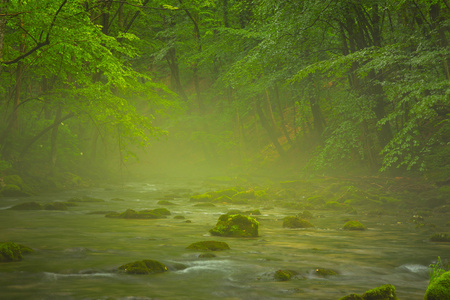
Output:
top-left (282, 216), bottom-right (314, 228)
top-left (343, 220), bottom-right (366, 231)
top-left (209, 214), bottom-right (259, 237)
top-left (9, 201), bottom-right (43, 210)
top-left (424, 270), bottom-right (450, 300)
top-left (118, 259), bottom-right (168, 274)
top-left (186, 241), bottom-right (230, 251)
top-left (274, 269), bottom-right (298, 281)
top-left (430, 232), bottom-right (450, 242)
top-left (361, 284), bottom-right (398, 300)
top-left (0, 242), bottom-right (33, 262)
top-left (105, 208), bottom-right (170, 219)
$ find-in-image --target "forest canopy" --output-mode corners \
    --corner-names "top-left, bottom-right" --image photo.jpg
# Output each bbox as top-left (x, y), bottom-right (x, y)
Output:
top-left (0, 0), bottom-right (449, 183)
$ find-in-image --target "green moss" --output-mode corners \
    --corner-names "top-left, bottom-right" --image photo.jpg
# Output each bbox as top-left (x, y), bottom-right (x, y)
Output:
top-left (324, 201), bottom-right (347, 210)
top-left (298, 210), bottom-right (314, 219)
top-left (189, 194), bottom-right (213, 202)
top-left (343, 220), bottom-right (366, 231)
top-left (430, 233), bottom-right (450, 242)
top-left (9, 201), bottom-right (43, 210)
top-left (282, 216), bottom-right (314, 229)
top-left (209, 214), bottom-right (259, 237)
top-left (3, 175), bottom-right (24, 187)
top-left (1, 184), bottom-right (31, 197)
top-left (315, 268), bottom-right (338, 277)
top-left (186, 241), bottom-right (230, 251)
top-left (424, 270), bottom-right (450, 300)
top-left (151, 208), bottom-right (171, 216)
top-left (118, 259), bottom-right (168, 274)
top-left (213, 195), bottom-right (232, 203)
top-left (232, 190), bottom-right (256, 200)
top-left (361, 284), bottom-right (398, 300)
top-left (274, 269), bottom-right (298, 281)
top-left (0, 242), bottom-right (28, 262)
top-left (157, 200), bottom-right (176, 205)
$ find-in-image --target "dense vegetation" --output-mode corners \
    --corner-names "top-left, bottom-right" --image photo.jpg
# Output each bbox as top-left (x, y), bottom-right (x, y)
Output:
top-left (1, 0), bottom-right (449, 186)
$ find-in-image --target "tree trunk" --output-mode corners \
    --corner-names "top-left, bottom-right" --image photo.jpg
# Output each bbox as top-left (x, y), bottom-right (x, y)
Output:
top-left (255, 99), bottom-right (285, 158)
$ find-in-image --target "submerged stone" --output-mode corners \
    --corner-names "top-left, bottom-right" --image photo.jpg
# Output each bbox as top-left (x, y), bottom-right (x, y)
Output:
top-left (424, 270), bottom-right (450, 300)
top-left (282, 216), bottom-right (314, 228)
top-left (118, 259), bottom-right (168, 274)
top-left (362, 284), bottom-right (398, 300)
top-left (105, 208), bottom-right (171, 219)
top-left (209, 214), bottom-right (259, 237)
top-left (315, 267), bottom-right (338, 277)
top-left (186, 241), bottom-right (230, 251)
top-left (343, 220), bottom-right (366, 231)
top-left (274, 269), bottom-right (298, 281)
top-left (44, 202), bottom-right (68, 210)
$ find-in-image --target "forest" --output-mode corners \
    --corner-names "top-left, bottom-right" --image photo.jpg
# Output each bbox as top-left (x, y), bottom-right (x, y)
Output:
top-left (0, 1), bottom-right (449, 299)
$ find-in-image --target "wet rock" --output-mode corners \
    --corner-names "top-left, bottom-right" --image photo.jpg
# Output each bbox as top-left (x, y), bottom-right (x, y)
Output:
top-left (157, 200), bottom-right (176, 205)
top-left (343, 220), bottom-right (366, 231)
top-left (297, 210), bottom-right (314, 219)
top-left (282, 216), bottom-right (314, 229)
top-left (9, 201), bottom-right (43, 210)
top-left (424, 270), bottom-right (450, 300)
top-left (430, 233), bottom-right (450, 242)
top-left (105, 208), bottom-right (170, 219)
top-left (118, 259), bottom-right (168, 274)
top-left (314, 267), bottom-right (338, 277)
top-left (0, 242), bottom-right (33, 262)
top-left (44, 202), bottom-right (68, 210)
top-left (189, 193), bottom-right (213, 202)
top-left (186, 241), bottom-right (230, 251)
top-left (274, 269), bottom-right (298, 281)
top-left (0, 184), bottom-right (31, 197)
top-left (362, 284), bottom-right (398, 300)
top-left (209, 214), bottom-right (259, 237)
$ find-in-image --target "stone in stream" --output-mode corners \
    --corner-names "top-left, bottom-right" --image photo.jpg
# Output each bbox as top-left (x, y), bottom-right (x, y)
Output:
top-left (338, 284), bottom-right (398, 300)
top-left (424, 270), bottom-right (450, 300)
top-left (118, 259), bottom-right (168, 274)
top-left (186, 241), bottom-right (230, 251)
top-left (9, 201), bottom-right (43, 210)
top-left (343, 220), bottom-right (366, 231)
top-left (282, 216), bottom-right (314, 228)
top-left (274, 269), bottom-right (298, 281)
top-left (0, 242), bottom-right (34, 262)
top-left (209, 214), bottom-right (259, 237)
top-left (105, 208), bottom-right (171, 219)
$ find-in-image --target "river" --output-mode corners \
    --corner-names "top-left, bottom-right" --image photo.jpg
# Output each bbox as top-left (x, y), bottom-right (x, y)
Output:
top-left (0, 178), bottom-right (448, 299)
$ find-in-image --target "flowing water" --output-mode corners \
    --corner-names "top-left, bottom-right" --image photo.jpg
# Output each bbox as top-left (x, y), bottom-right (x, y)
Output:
top-left (0, 178), bottom-right (448, 300)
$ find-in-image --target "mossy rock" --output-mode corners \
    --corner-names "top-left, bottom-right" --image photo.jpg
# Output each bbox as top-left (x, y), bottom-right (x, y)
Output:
top-left (0, 242), bottom-right (33, 262)
top-left (245, 209), bottom-right (261, 215)
top-left (232, 190), bottom-right (256, 200)
top-left (282, 216), bottom-right (314, 229)
top-left (213, 195), bottom-right (232, 203)
top-left (157, 200), bottom-right (176, 205)
top-left (339, 294), bottom-right (364, 300)
top-left (209, 214), bottom-right (259, 237)
top-left (274, 269), bottom-right (298, 281)
top-left (186, 241), bottom-right (230, 251)
top-left (44, 202), bottom-right (68, 210)
top-left (424, 270), bottom-right (450, 300)
top-left (315, 267), bottom-right (338, 277)
top-left (189, 194), bottom-right (213, 202)
top-left (361, 284), bottom-right (398, 300)
top-left (174, 215), bottom-right (185, 219)
top-left (430, 233), bottom-right (450, 242)
top-left (118, 259), bottom-right (168, 274)
top-left (1, 184), bottom-right (31, 197)
top-left (343, 220), bottom-right (366, 231)
top-left (9, 201), bottom-right (43, 210)
top-left (324, 201), bottom-right (347, 210)
top-left (105, 208), bottom-right (170, 219)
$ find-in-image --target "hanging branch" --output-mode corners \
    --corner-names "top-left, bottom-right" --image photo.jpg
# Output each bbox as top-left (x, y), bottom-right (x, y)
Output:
top-left (2, 0), bottom-right (68, 65)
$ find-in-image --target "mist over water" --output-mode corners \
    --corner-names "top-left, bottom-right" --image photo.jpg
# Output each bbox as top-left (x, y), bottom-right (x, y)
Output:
top-left (0, 178), bottom-right (448, 299)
